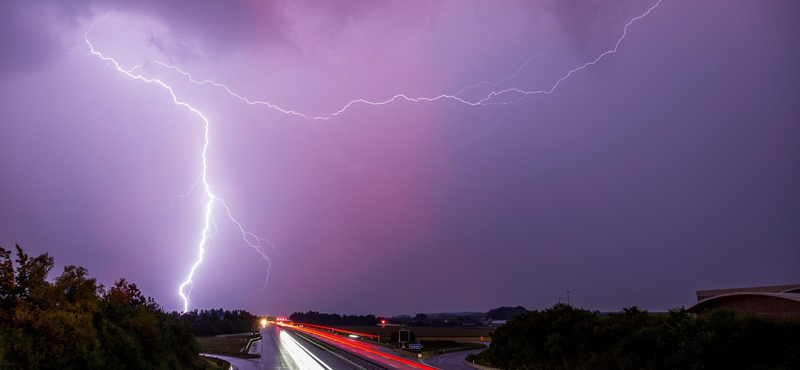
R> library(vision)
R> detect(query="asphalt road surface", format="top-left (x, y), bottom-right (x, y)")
top-left (201, 325), bottom-right (486, 370)
top-left (201, 325), bottom-right (362, 370)
top-left (421, 347), bottom-right (485, 370)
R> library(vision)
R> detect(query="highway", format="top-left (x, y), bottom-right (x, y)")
top-left (201, 324), bottom-right (451, 370)
top-left (288, 324), bottom-right (487, 370)
top-left (284, 323), bottom-right (440, 370)
top-left (202, 325), bottom-right (360, 370)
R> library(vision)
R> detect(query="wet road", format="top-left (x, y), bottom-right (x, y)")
top-left (201, 325), bottom-right (486, 370)
top-left (201, 325), bottom-right (360, 370)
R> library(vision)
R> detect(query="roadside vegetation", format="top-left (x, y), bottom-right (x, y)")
top-left (195, 333), bottom-right (261, 358)
top-left (468, 303), bottom-right (800, 370)
top-left (397, 340), bottom-right (486, 359)
top-left (0, 245), bottom-right (201, 369)
top-left (289, 311), bottom-right (378, 326)
top-left (177, 308), bottom-right (257, 337)
top-left (200, 356), bottom-right (232, 370)
top-left (195, 337), bottom-right (250, 356)
top-left (336, 325), bottom-right (494, 340)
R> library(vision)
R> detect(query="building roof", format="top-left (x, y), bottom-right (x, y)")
top-left (696, 284), bottom-right (800, 301)
top-left (687, 292), bottom-right (800, 318)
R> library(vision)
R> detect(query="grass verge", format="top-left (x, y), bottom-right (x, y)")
top-left (393, 340), bottom-right (487, 359)
top-left (200, 356), bottom-right (232, 369)
top-left (335, 326), bottom-right (495, 341)
top-left (197, 334), bottom-right (260, 358)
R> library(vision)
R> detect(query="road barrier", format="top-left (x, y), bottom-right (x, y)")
top-left (463, 360), bottom-right (502, 370)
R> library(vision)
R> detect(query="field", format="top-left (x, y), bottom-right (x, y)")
top-left (416, 340), bottom-right (486, 351)
top-left (196, 335), bottom-right (257, 358)
top-left (200, 356), bottom-right (232, 370)
top-left (334, 326), bottom-right (495, 342)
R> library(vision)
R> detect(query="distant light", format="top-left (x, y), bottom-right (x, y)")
top-left (261, 319), bottom-right (267, 327)
top-left (349, 334), bottom-right (359, 338)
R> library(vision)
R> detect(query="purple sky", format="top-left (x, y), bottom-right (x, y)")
top-left (1, 0), bottom-right (798, 316)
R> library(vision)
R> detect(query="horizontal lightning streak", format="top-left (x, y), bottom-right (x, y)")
top-left (153, 0), bottom-right (663, 119)
top-left (592, 1), bottom-right (632, 31)
top-left (85, 0), bottom-right (664, 313)
top-left (472, 0), bottom-right (664, 105)
top-left (450, 51), bottom-right (552, 97)
top-left (153, 61), bottom-right (310, 119)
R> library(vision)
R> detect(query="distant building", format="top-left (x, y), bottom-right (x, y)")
top-left (488, 320), bottom-right (507, 327)
top-left (688, 284), bottom-right (800, 319)
top-left (695, 284), bottom-right (800, 301)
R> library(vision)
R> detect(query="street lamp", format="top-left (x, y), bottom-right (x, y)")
top-left (379, 319), bottom-right (386, 344)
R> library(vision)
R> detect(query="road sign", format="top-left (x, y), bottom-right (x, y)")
top-left (409, 343), bottom-right (423, 350)
top-left (399, 329), bottom-right (410, 343)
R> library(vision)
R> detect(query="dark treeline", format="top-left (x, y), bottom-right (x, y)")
top-left (469, 303), bottom-right (800, 370)
top-left (0, 245), bottom-right (200, 370)
top-left (487, 306), bottom-right (527, 320)
top-left (175, 308), bottom-right (257, 336)
top-left (290, 311), bottom-right (378, 326)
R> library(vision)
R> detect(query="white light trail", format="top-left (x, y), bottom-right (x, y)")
top-left (279, 330), bottom-right (333, 370)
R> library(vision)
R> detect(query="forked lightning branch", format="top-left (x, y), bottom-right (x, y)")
top-left (84, 0), bottom-right (664, 312)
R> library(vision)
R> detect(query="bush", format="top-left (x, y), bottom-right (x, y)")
top-left (0, 245), bottom-right (201, 370)
top-left (472, 303), bottom-right (800, 370)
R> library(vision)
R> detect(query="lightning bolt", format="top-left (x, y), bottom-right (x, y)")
top-left (154, 0), bottom-right (663, 120)
top-left (85, 22), bottom-right (275, 313)
top-left (592, 1), bottom-right (632, 32)
top-left (312, 0), bottom-right (665, 116)
top-left (85, 0), bottom-right (663, 312)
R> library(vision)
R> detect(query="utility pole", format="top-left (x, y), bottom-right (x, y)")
top-left (567, 291), bottom-right (571, 306)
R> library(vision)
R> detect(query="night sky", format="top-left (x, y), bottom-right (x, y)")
top-left (1, 0), bottom-right (798, 317)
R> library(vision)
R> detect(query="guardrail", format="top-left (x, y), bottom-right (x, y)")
top-left (243, 334), bottom-right (262, 354)
top-left (463, 360), bottom-right (502, 370)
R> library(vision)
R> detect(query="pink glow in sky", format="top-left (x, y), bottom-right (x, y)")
top-left (1, 0), bottom-right (799, 316)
